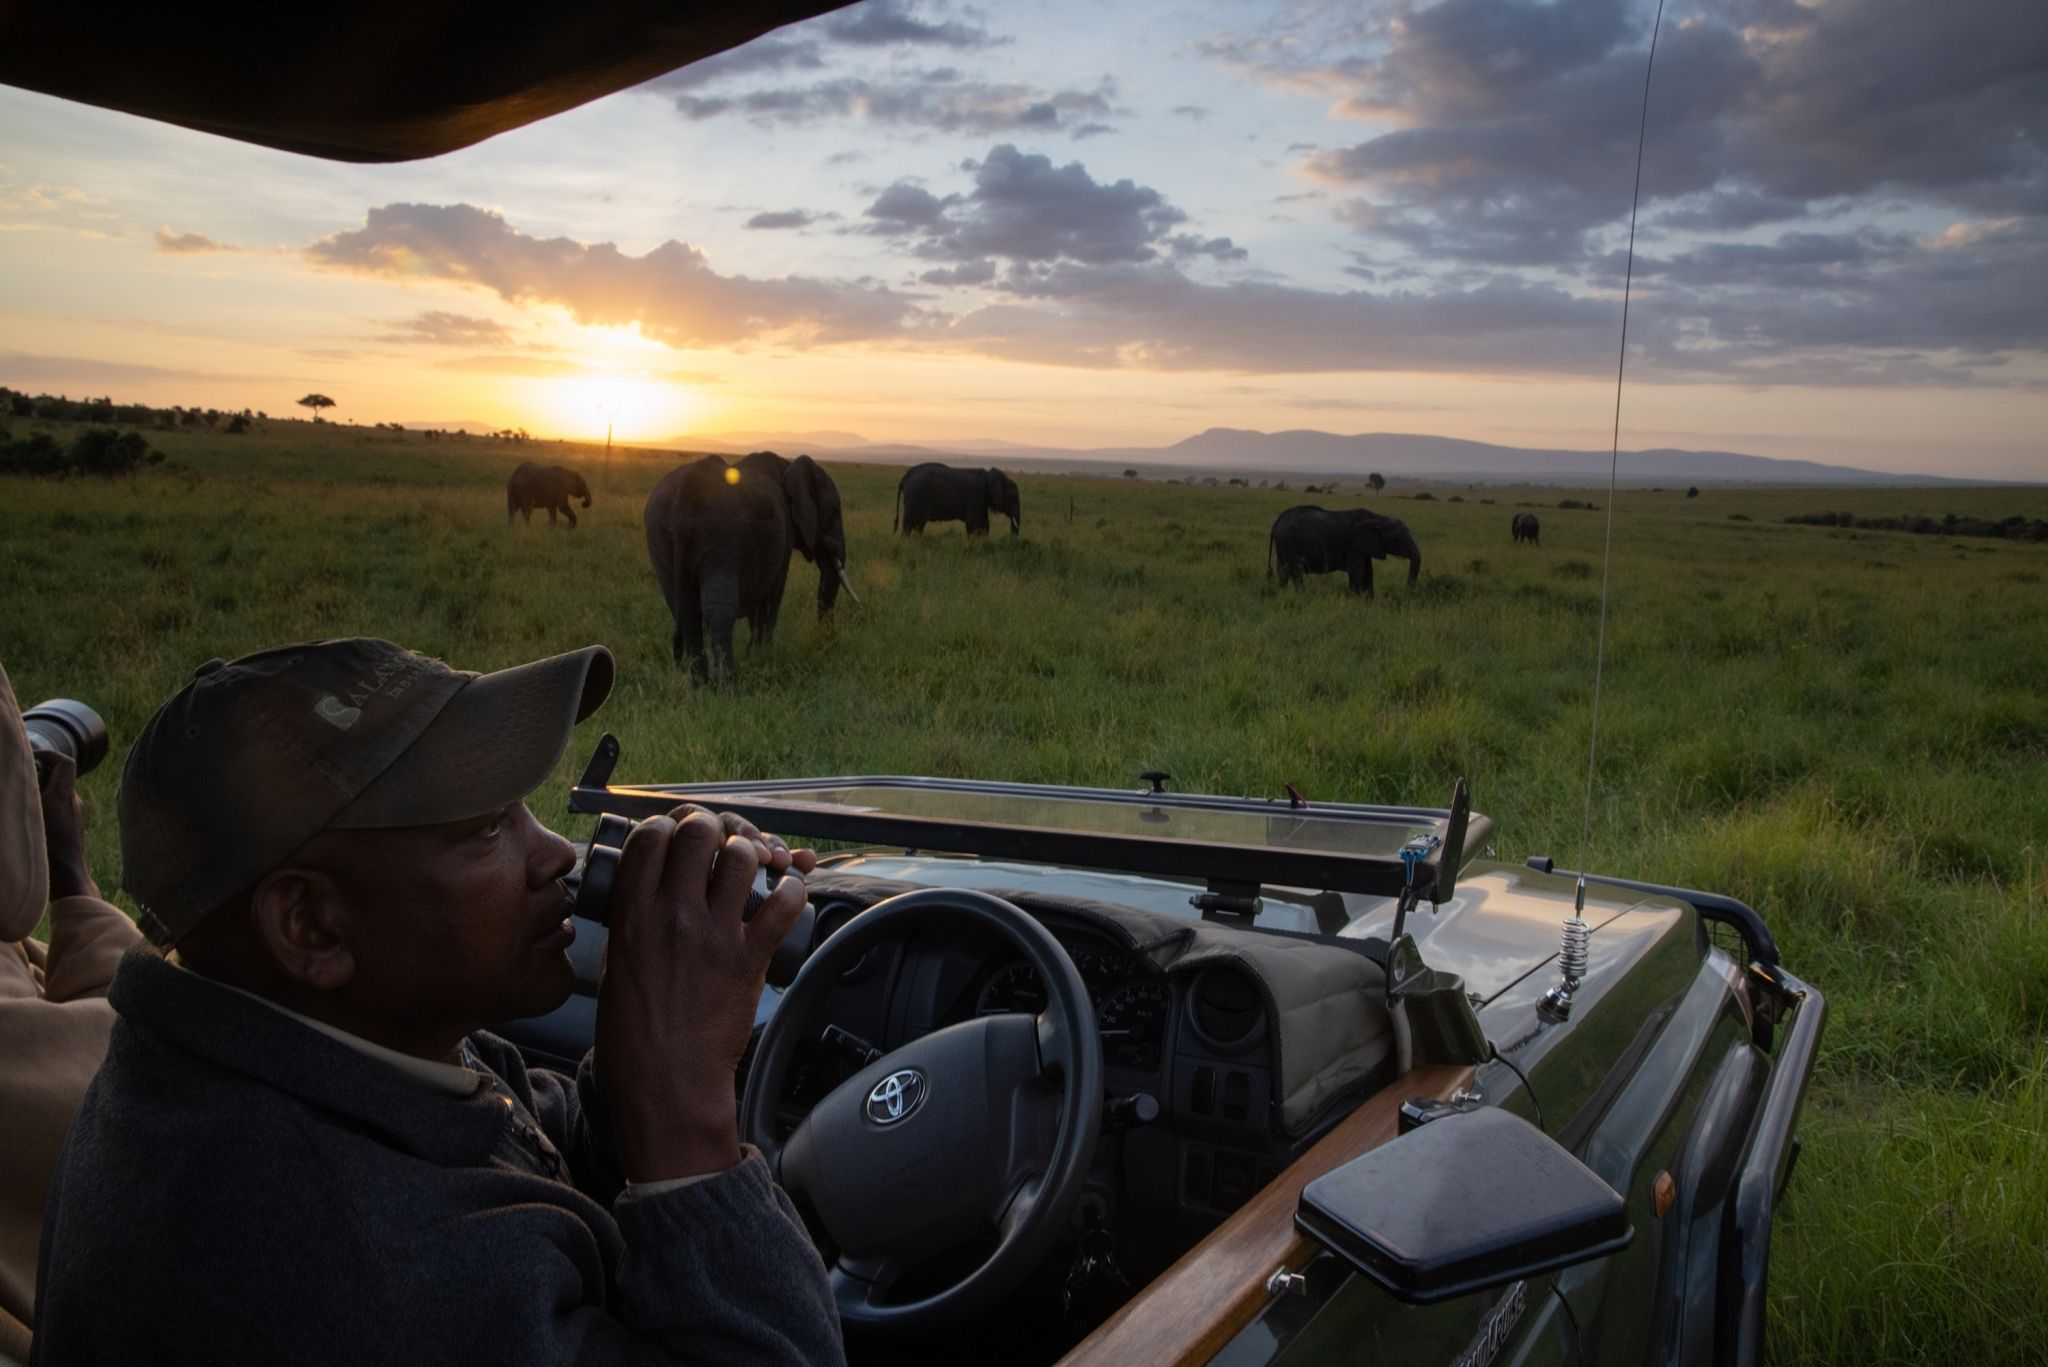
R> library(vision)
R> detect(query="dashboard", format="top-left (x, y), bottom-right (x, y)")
top-left (965, 939), bottom-right (1174, 1072)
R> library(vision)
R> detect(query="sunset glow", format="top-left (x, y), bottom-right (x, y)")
top-left (0, 0), bottom-right (2040, 478)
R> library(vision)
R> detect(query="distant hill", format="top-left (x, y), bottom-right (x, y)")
top-left (643, 425), bottom-right (1981, 485)
top-left (1148, 429), bottom-right (1972, 486)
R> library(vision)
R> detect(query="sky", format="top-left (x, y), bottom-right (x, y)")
top-left (1, 0), bottom-right (2043, 479)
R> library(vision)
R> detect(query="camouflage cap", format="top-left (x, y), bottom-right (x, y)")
top-left (118, 638), bottom-right (612, 945)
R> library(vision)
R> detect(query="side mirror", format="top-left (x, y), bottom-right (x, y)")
top-left (1296, 1108), bottom-right (1631, 1304)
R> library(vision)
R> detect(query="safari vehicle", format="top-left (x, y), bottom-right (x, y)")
top-left (497, 734), bottom-right (1824, 1367)
top-left (2, 4), bottom-right (1824, 1364)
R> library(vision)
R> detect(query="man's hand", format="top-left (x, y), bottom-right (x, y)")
top-left (35, 748), bottom-right (96, 902)
top-left (595, 806), bottom-right (814, 1183)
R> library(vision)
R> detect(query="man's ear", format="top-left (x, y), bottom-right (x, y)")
top-left (247, 867), bottom-right (357, 991)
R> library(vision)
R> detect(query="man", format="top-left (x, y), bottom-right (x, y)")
top-left (0, 663), bottom-right (143, 1361)
top-left (30, 639), bottom-right (843, 1365)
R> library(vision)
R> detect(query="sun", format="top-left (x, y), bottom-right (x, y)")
top-left (545, 372), bottom-right (703, 444)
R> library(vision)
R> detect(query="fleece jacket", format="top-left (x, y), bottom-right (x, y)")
top-left (29, 951), bottom-right (843, 1366)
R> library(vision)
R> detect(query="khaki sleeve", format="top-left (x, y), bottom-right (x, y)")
top-left (39, 896), bottom-right (146, 1003)
top-left (0, 661), bottom-right (50, 945)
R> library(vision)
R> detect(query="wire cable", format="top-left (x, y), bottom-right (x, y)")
top-left (1580, 0), bottom-right (1670, 863)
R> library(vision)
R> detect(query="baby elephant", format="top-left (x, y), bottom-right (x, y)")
top-left (507, 462), bottom-right (592, 529)
top-left (1511, 512), bottom-right (1541, 546)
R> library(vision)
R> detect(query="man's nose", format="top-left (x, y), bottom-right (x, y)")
top-left (526, 813), bottom-right (577, 886)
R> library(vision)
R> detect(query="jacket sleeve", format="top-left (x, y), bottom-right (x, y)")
top-left (36, 896), bottom-right (144, 1003)
top-left (459, 1035), bottom-right (843, 1365)
top-left (603, 1153), bottom-right (843, 1365)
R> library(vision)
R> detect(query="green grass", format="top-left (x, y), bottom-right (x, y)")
top-left (4, 420), bottom-right (2045, 1361)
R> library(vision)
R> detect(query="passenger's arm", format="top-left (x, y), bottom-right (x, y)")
top-left (33, 747), bottom-right (144, 1001)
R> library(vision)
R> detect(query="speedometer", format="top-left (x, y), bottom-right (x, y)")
top-left (976, 962), bottom-right (1047, 1016)
top-left (1096, 979), bottom-right (1171, 1071)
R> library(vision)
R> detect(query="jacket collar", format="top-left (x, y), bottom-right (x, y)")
top-left (108, 949), bottom-right (520, 1162)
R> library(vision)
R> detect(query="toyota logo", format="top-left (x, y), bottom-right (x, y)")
top-left (864, 1069), bottom-right (928, 1126)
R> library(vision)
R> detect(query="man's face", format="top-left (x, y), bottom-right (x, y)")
top-left (304, 799), bottom-right (580, 1049)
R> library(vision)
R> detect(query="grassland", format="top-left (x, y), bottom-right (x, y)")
top-left (3, 420), bottom-right (2044, 1362)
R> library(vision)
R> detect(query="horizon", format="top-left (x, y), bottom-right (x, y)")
top-left (2, 0), bottom-right (2043, 481)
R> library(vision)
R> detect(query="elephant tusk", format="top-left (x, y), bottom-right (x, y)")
top-left (837, 563), bottom-right (862, 604)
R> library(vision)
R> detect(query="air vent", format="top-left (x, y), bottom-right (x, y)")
top-left (811, 900), bottom-right (879, 982)
top-left (1186, 968), bottom-right (1265, 1051)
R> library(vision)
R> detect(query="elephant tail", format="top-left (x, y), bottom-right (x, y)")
top-left (893, 479), bottom-right (902, 533)
top-left (1266, 530), bottom-right (1275, 579)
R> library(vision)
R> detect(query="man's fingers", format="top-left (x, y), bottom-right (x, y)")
top-left (788, 847), bottom-right (819, 876)
top-left (658, 810), bottom-right (727, 905)
top-left (745, 874), bottom-right (809, 959)
top-left (610, 815), bottom-right (677, 939)
top-left (33, 747), bottom-right (77, 799)
top-left (705, 833), bottom-right (761, 921)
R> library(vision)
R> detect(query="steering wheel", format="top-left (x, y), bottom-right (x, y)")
top-left (741, 888), bottom-right (1104, 1330)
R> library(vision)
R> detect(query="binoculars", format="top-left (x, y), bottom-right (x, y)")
top-left (572, 812), bottom-right (816, 986)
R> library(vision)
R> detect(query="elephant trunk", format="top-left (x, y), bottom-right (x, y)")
top-left (1406, 549), bottom-right (1422, 585)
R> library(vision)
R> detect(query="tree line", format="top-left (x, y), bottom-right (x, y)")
top-left (1785, 509), bottom-right (2048, 542)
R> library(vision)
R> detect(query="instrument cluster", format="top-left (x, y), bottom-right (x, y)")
top-left (973, 943), bottom-right (1173, 1073)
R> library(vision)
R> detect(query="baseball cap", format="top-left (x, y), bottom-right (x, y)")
top-left (119, 638), bottom-right (613, 946)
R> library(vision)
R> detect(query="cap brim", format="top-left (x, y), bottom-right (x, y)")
top-left (327, 645), bottom-right (613, 829)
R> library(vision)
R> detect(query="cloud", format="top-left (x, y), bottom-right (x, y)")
top-left (661, 71), bottom-right (1123, 136)
top-left (745, 210), bottom-right (819, 230)
top-left (0, 175), bottom-right (124, 238)
top-left (648, 0), bottom-right (1000, 94)
top-left (1609, 218), bottom-right (2048, 382)
top-left (0, 350), bottom-right (227, 386)
top-left (432, 355), bottom-right (723, 384)
top-left (154, 228), bottom-right (245, 254)
top-left (918, 259), bottom-right (997, 286)
top-left (305, 203), bottom-right (924, 349)
top-left (377, 311), bottom-right (518, 346)
top-left (935, 263), bottom-right (1620, 374)
top-left (293, 178), bottom-right (2041, 389)
top-left (863, 144), bottom-right (1225, 267)
top-left (1216, 0), bottom-right (2047, 268)
top-left (819, 0), bottom-right (1001, 51)
top-left (1170, 0), bottom-right (2047, 388)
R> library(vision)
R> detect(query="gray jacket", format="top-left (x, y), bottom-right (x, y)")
top-left (30, 951), bottom-right (843, 1365)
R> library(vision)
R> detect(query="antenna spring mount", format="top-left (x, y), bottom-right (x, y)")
top-left (1539, 877), bottom-right (1593, 1021)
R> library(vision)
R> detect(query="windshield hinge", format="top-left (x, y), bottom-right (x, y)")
top-left (1191, 880), bottom-right (1262, 923)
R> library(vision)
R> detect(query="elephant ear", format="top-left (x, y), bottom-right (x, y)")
top-left (784, 455), bottom-right (823, 561)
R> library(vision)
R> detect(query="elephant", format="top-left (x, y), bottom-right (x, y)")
top-left (1267, 506), bottom-right (1421, 598)
top-left (506, 462), bottom-right (591, 528)
top-left (893, 462), bottom-right (1021, 536)
top-left (642, 451), bottom-right (858, 683)
top-left (1512, 512), bottom-right (1541, 546)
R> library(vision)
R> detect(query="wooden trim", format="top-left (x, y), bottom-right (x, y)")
top-left (1059, 1063), bottom-right (1477, 1367)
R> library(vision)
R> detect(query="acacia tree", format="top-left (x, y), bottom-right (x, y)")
top-left (1368, 471), bottom-right (1386, 492)
top-left (297, 393), bottom-right (336, 421)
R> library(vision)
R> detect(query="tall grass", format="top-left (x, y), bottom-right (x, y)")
top-left (3, 421), bottom-right (2044, 1360)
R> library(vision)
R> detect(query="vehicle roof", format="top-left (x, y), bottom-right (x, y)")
top-left (0, 1), bottom-right (856, 162)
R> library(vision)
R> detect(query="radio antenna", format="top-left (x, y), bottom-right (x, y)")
top-left (1579, 0), bottom-right (1669, 866)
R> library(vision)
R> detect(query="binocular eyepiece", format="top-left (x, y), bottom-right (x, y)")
top-left (570, 813), bottom-right (639, 927)
top-left (23, 699), bottom-right (108, 786)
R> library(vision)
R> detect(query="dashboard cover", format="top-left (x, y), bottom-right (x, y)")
top-left (810, 871), bottom-right (1394, 1137)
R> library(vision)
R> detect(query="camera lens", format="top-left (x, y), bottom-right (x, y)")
top-left (23, 699), bottom-right (108, 782)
